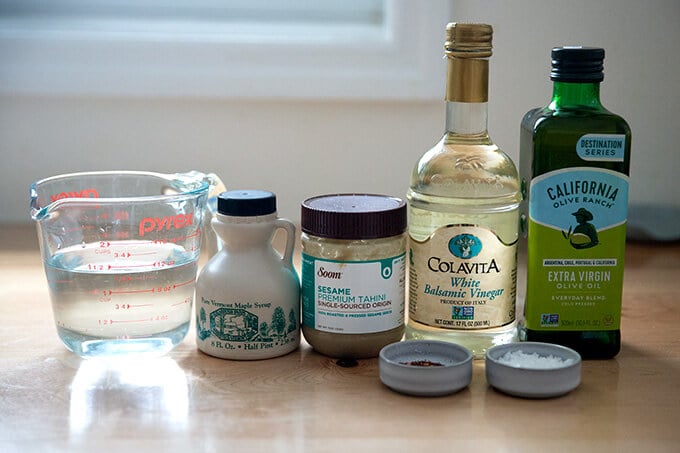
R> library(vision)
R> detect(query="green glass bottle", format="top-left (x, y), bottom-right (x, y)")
top-left (519, 47), bottom-right (631, 359)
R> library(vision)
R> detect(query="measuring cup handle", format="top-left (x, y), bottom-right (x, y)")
top-left (274, 218), bottom-right (296, 268)
top-left (203, 172), bottom-right (227, 257)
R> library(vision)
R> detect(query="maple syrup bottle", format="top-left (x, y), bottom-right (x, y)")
top-left (196, 190), bottom-right (300, 360)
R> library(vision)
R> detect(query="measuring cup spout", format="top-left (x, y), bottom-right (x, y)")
top-left (29, 181), bottom-right (44, 221)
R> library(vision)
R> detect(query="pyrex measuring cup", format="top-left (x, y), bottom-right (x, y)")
top-left (30, 171), bottom-right (224, 358)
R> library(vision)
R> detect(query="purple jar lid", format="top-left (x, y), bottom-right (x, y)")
top-left (301, 193), bottom-right (406, 240)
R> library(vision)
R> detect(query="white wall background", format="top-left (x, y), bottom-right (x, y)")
top-left (1, 0), bottom-right (679, 225)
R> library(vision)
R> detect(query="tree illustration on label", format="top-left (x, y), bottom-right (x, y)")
top-left (272, 307), bottom-right (286, 337)
top-left (562, 208), bottom-right (599, 249)
top-left (288, 309), bottom-right (297, 334)
top-left (197, 306), bottom-right (211, 340)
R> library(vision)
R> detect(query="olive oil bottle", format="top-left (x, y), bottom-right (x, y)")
top-left (519, 47), bottom-right (631, 358)
top-left (406, 23), bottom-right (521, 357)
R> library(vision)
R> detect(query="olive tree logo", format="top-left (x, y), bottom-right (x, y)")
top-left (448, 234), bottom-right (482, 259)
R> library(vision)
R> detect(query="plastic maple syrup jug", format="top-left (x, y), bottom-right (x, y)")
top-left (196, 190), bottom-right (300, 359)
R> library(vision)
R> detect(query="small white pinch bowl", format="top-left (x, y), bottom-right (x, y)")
top-left (486, 342), bottom-right (582, 399)
top-left (379, 340), bottom-right (473, 397)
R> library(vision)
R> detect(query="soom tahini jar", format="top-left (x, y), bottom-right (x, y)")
top-left (300, 194), bottom-right (407, 359)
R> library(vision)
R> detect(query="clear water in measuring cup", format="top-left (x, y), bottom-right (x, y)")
top-left (45, 240), bottom-right (198, 358)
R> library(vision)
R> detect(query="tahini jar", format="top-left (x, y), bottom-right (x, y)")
top-left (301, 194), bottom-right (407, 359)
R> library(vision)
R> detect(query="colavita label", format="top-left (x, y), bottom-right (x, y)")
top-left (409, 226), bottom-right (517, 330)
top-left (525, 167), bottom-right (628, 331)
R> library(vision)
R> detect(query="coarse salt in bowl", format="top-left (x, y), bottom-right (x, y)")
top-left (485, 342), bottom-right (582, 398)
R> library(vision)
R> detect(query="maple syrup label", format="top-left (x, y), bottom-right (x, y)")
top-left (409, 226), bottom-right (517, 330)
top-left (196, 296), bottom-right (299, 354)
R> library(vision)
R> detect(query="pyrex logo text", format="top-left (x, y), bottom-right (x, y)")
top-left (50, 188), bottom-right (99, 202)
top-left (139, 213), bottom-right (194, 236)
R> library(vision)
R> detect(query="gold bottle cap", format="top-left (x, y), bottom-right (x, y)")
top-left (445, 23), bottom-right (493, 58)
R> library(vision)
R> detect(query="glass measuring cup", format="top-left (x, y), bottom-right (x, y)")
top-left (30, 171), bottom-right (224, 358)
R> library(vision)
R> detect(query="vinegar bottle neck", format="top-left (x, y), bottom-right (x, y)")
top-left (443, 22), bottom-right (492, 136)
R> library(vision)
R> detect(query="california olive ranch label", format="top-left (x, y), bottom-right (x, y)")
top-left (525, 167), bottom-right (629, 331)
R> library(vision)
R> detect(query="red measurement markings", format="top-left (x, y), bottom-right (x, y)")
top-left (113, 303), bottom-right (154, 310)
top-left (109, 287), bottom-right (154, 295)
top-left (112, 241), bottom-right (154, 247)
top-left (98, 230), bottom-right (200, 247)
top-left (174, 278), bottom-right (195, 288)
top-left (104, 278), bottom-right (192, 296)
top-left (186, 229), bottom-right (201, 239)
top-left (115, 275), bottom-right (153, 283)
top-left (99, 240), bottom-right (158, 247)
top-left (154, 278), bottom-right (195, 293)
top-left (106, 259), bottom-right (174, 270)
top-left (111, 251), bottom-right (157, 258)
top-left (106, 263), bottom-right (152, 270)
top-left (92, 260), bottom-right (173, 271)
top-left (99, 315), bottom-right (168, 325)
top-left (171, 297), bottom-right (192, 307)
top-left (97, 242), bottom-right (159, 258)
top-left (111, 318), bottom-right (154, 324)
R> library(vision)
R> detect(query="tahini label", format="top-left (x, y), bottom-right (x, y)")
top-left (409, 226), bottom-right (517, 330)
top-left (525, 167), bottom-right (629, 331)
top-left (301, 253), bottom-right (406, 334)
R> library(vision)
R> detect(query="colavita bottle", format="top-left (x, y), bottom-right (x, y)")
top-left (406, 23), bottom-right (521, 357)
top-left (519, 47), bottom-right (631, 358)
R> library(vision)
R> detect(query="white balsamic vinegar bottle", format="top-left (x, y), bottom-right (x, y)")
top-left (406, 23), bottom-right (521, 357)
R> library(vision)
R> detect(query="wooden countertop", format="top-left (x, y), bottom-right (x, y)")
top-left (1, 224), bottom-right (679, 452)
